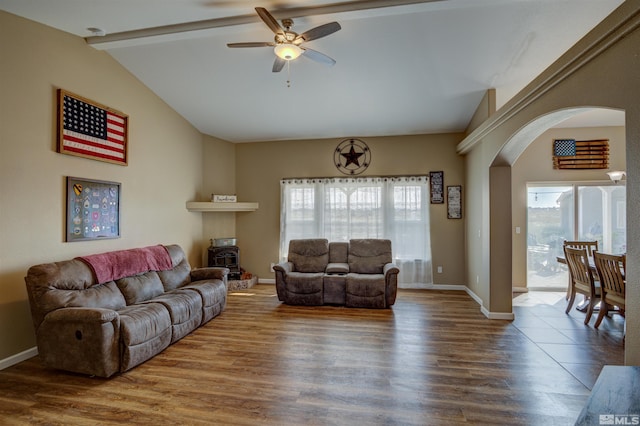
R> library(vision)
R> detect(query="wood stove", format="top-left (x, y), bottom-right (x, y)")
top-left (208, 245), bottom-right (241, 280)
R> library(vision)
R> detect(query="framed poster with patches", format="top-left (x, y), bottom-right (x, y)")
top-left (57, 89), bottom-right (129, 166)
top-left (66, 177), bottom-right (121, 242)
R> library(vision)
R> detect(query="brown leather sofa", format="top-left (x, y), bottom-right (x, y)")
top-left (274, 239), bottom-right (399, 308)
top-left (24, 244), bottom-right (228, 378)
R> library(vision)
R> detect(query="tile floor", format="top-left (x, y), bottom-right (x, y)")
top-left (512, 290), bottom-right (625, 389)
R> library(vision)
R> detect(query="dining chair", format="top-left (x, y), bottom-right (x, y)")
top-left (562, 240), bottom-right (599, 300)
top-left (593, 251), bottom-right (626, 329)
top-left (563, 246), bottom-right (601, 325)
top-left (563, 240), bottom-right (599, 256)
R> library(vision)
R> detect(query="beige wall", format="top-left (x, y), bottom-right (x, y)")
top-left (466, 89), bottom-right (496, 135)
top-left (233, 134), bottom-right (466, 284)
top-left (511, 126), bottom-right (626, 288)
top-left (199, 135), bottom-right (237, 266)
top-left (0, 12), bottom-right (226, 361)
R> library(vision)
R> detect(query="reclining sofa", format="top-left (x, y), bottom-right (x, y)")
top-left (24, 244), bottom-right (228, 378)
top-left (274, 239), bottom-right (399, 308)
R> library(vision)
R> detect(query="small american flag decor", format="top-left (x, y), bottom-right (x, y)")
top-left (553, 139), bottom-right (609, 170)
top-left (57, 89), bottom-right (128, 165)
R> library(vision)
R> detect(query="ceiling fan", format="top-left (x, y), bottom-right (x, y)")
top-left (227, 7), bottom-right (341, 72)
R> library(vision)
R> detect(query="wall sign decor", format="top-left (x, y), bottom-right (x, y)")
top-left (57, 89), bottom-right (129, 166)
top-left (429, 171), bottom-right (444, 204)
top-left (334, 138), bottom-right (371, 175)
top-left (66, 177), bottom-right (121, 242)
top-left (552, 138), bottom-right (609, 169)
top-left (447, 185), bottom-right (462, 219)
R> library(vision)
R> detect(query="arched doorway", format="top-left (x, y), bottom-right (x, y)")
top-left (459, 4), bottom-right (640, 365)
top-left (507, 108), bottom-right (626, 292)
top-left (490, 107), bottom-right (626, 294)
top-left (489, 107), bottom-right (627, 377)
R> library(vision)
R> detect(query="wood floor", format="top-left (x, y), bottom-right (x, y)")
top-left (0, 285), bottom-right (625, 425)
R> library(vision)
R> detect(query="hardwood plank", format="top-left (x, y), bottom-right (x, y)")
top-left (0, 285), bottom-right (622, 425)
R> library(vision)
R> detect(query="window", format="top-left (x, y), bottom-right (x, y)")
top-left (576, 185), bottom-right (626, 253)
top-left (527, 183), bottom-right (626, 289)
top-left (280, 176), bottom-right (433, 286)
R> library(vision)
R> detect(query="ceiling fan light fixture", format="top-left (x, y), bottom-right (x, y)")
top-left (274, 43), bottom-right (303, 61)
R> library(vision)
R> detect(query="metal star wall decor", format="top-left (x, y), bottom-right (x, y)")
top-left (334, 138), bottom-right (371, 175)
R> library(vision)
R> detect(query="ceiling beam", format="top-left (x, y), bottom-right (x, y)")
top-left (86, 0), bottom-right (444, 47)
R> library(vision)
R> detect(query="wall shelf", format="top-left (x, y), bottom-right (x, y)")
top-left (186, 202), bottom-right (259, 212)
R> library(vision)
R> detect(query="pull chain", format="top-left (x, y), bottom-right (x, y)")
top-left (286, 60), bottom-right (292, 88)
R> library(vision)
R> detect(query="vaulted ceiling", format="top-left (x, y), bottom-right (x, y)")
top-left (0, 0), bottom-right (626, 142)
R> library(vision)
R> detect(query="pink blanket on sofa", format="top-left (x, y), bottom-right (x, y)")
top-left (78, 245), bottom-right (173, 284)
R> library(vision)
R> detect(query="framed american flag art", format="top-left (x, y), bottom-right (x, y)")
top-left (552, 138), bottom-right (609, 169)
top-left (57, 89), bottom-right (128, 166)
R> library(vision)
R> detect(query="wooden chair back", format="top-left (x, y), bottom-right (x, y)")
top-left (563, 240), bottom-right (599, 257)
top-left (593, 251), bottom-right (626, 311)
top-left (564, 246), bottom-right (594, 290)
top-left (563, 246), bottom-right (600, 324)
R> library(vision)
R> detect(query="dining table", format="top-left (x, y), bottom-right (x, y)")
top-left (556, 255), bottom-right (596, 271)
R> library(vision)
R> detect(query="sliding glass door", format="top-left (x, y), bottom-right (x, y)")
top-left (577, 185), bottom-right (627, 254)
top-left (526, 183), bottom-right (626, 289)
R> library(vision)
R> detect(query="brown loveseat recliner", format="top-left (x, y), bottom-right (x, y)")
top-left (24, 244), bottom-right (228, 378)
top-left (274, 239), bottom-right (399, 308)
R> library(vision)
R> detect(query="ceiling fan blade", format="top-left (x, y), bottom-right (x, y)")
top-left (301, 48), bottom-right (336, 66)
top-left (297, 22), bottom-right (341, 42)
top-left (272, 57), bottom-right (286, 73)
top-left (227, 42), bottom-right (275, 48)
top-left (255, 7), bottom-right (284, 35)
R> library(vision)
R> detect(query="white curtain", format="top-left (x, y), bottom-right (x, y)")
top-left (280, 176), bottom-right (433, 286)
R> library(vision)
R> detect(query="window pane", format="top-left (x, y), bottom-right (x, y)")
top-left (324, 184), bottom-right (383, 239)
top-left (578, 185), bottom-right (626, 253)
top-left (577, 186), bottom-right (603, 244)
top-left (393, 186), bottom-right (422, 221)
top-left (392, 185), bottom-right (426, 259)
top-left (527, 186), bottom-right (573, 289)
top-left (526, 183), bottom-right (627, 289)
top-left (284, 186), bottom-right (317, 241)
top-left (611, 187), bottom-right (626, 253)
top-left (289, 187), bottom-right (315, 220)
top-left (349, 186), bottom-right (382, 238)
top-left (324, 187), bottom-right (349, 241)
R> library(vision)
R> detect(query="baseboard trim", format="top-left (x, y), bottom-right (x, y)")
top-left (480, 307), bottom-right (515, 320)
top-left (466, 287), bottom-right (515, 321)
top-left (464, 286), bottom-right (483, 305)
top-left (415, 283), bottom-right (467, 291)
top-left (0, 347), bottom-right (37, 370)
top-left (512, 287), bottom-right (529, 293)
